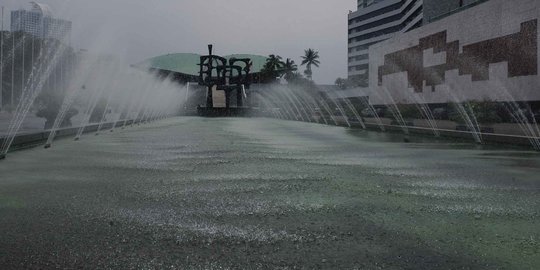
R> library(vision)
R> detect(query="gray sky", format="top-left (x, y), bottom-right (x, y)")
top-left (1, 0), bottom-right (356, 84)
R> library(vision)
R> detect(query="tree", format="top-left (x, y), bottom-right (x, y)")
top-left (335, 77), bottom-right (346, 89)
top-left (282, 58), bottom-right (298, 81)
top-left (265, 55), bottom-right (284, 74)
top-left (90, 97), bottom-right (109, 123)
top-left (301, 48), bottom-right (320, 80)
top-left (35, 85), bottom-right (78, 129)
top-left (260, 54), bottom-right (284, 82)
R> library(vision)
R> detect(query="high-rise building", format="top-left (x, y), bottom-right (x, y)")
top-left (347, 0), bottom-right (423, 85)
top-left (423, 0), bottom-right (489, 23)
top-left (10, 2), bottom-right (71, 42)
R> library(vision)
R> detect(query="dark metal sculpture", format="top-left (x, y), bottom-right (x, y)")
top-left (198, 45), bottom-right (252, 109)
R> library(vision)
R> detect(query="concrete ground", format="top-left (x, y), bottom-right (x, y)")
top-left (0, 111), bottom-right (46, 136)
top-left (0, 111), bottom-right (122, 136)
top-left (0, 117), bottom-right (538, 269)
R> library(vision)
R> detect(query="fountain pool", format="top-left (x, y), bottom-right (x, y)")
top-left (0, 117), bottom-right (539, 269)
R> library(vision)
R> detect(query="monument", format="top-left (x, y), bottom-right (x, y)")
top-left (197, 45), bottom-right (253, 117)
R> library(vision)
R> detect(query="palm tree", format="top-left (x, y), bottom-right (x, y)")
top-left (282, 58), bottom-right (298, 80)
top-left (261, 54), bottom-right (284, 81)
top-left (301, 49), bottom-right (320, 80)
top-left (265, 54), bottom-right (284, 73)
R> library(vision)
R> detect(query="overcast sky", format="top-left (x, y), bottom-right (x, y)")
top-left (1, 0), bottom-right (357, 84)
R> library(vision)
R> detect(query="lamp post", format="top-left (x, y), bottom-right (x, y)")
top-left (1, 6), bottom-right (4, 110)
top-left (21, 33), bottom-right (24, 98)
top-left (11, 30), bottom-right (14, 108)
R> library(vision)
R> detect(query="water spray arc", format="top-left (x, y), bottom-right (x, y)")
top-left (1, 46), bottom-right (185, 157)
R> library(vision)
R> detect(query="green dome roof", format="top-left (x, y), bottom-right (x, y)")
top-left (225, 54), bottom-right (267, 73)
top-left (138, 53), bottom-right (268, 76)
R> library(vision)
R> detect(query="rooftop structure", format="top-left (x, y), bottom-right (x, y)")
top-left (138, 53), bottom-right (268, 83)
top-left (30, 2), bottom-right (53, 17)
top-left (11, 2), bottom-right (71, 42)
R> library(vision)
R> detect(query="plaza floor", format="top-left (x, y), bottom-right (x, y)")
top-left (0, 117), bottom-right (538, 269)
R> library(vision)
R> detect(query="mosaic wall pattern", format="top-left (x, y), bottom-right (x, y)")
top-left (378, 20), bottom-right (538, 92)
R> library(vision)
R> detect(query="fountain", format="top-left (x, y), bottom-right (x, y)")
top-left (196, 45), bottom-right (253, 117)
top-left (335, 90), bottom-right (366, 129)
top-left (1, 37), bottom-right (69, 156)
top-left (0, 42), bottom-right (185, 154)
top-left (1, 1), bottom-right (540, 269)
top-left (328, 92), bottom-right (351, 128)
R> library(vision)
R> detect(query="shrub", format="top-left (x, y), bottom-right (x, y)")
top-left (448, 101), bottom-right (503, 124)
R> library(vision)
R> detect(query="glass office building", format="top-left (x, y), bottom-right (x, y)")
top-left (11, 2), bottom-right (71, 42)
top-left (347, 0), bottom-right (423, 84)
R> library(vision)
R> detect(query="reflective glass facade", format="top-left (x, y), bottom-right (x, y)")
top-left (11, 9), bottom-right (71, 42)
top-left (348, 0), bottom-right (424, 84)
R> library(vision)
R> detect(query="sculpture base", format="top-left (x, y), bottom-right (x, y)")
top-left (197, 107), bottom-right (253, 117)
top-left (0, 153), bottom-right (6, 160)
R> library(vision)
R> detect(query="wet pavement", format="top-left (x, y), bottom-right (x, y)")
top-left (0, 117), bottom-right (539, 269)
top-left (0, 112), bottom-right (46, 136)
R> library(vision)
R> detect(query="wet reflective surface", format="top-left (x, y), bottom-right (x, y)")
top-left (0, 117), bottom-right (539, 269)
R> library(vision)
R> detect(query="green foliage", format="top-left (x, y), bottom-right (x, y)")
top-left (282, 58), bottom-right (298, 81)
top-left (382, 107), bottom-right (393, 119)
top-left (260, 54), bottom-right (284, 82)
top-left (334, 78), bottom-right (346, 89)
top-left (303, 69), bottom-right (312, 78)
top-left (399, 104), bottom-right (423, 119)
top-left (35, 99), bottom-right (78, 129)
top-left (286, 72), bottom-right (308, 84)
top-left (301, 49), bottom-right (320, 80)
top-left (90, 97), bottom-right (108, 123)
top-left (35, 80), bottom-right (78, 129)
top-left (449, 101), bottom-right (503, 124)
top-left (468, 101), bottom-right (503, 124)
top-left (334, 76), bottom-right (368, 89)
top-left (383, 104), bottom-right (422, 120)
top-left (259, 49), bottom-right (320, 83)
top-left (447, 103), bottom-right (464, 123)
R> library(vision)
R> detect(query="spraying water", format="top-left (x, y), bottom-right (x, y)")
top-left (443, 83), bottom-right (483, 144)
top-left (379, 86), bottom-right (409, 135)
top-left (1, 39), bottom-right (68, 156)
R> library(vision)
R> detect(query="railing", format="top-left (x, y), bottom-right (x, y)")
top-left (0, 120), bottom-right (135, 153)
